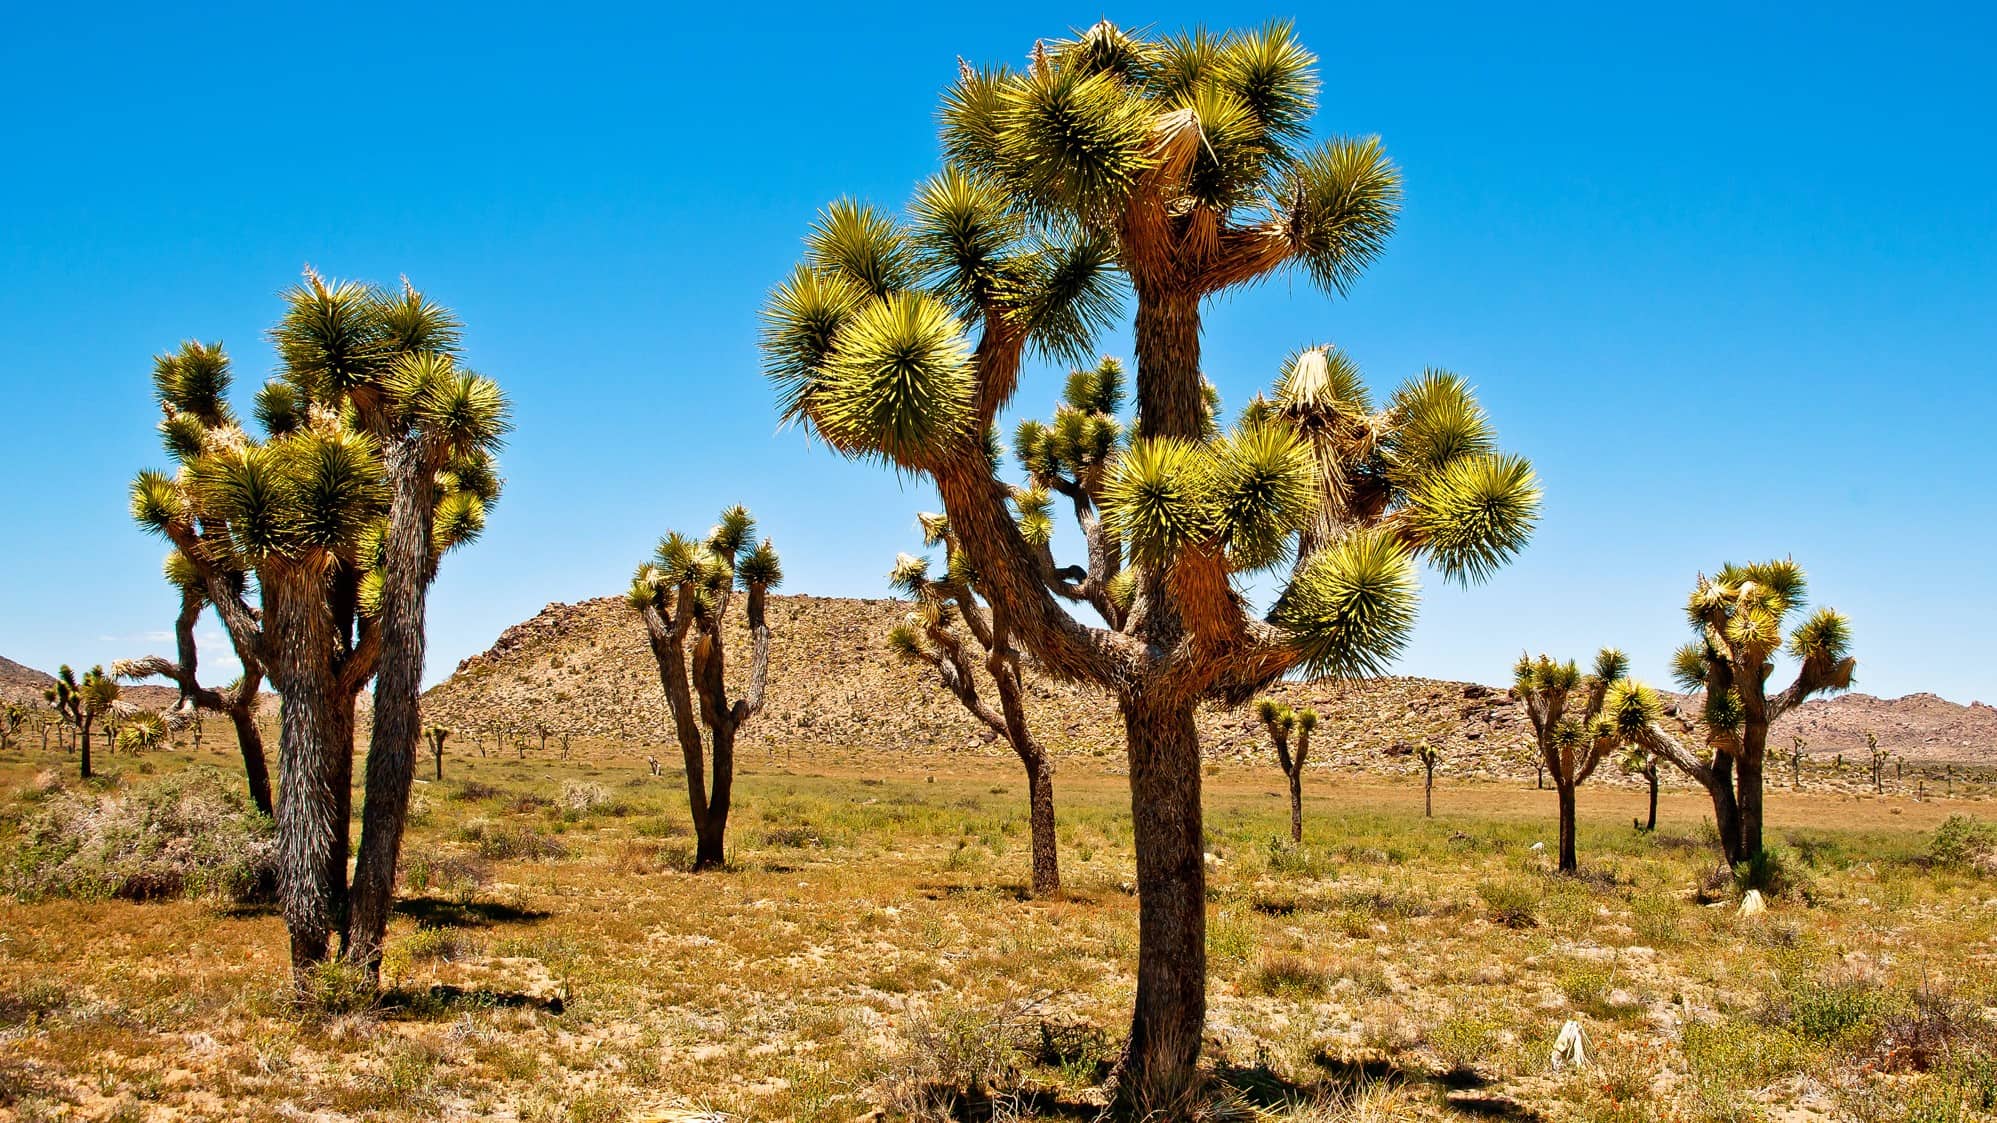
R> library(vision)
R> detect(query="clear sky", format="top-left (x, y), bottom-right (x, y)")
top-left (2, 2), bottom-right (1992, 707)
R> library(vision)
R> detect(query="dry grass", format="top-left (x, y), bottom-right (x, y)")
top-left (1, 732), bottom-right (1994, 1121)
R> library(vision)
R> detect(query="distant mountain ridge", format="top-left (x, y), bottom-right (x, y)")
top-left (418, 594), bottom-right (1997, 774)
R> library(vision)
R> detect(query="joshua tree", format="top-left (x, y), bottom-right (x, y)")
top-left (1415, 739), bottom-right (1443, 818)
top-left (1865, 732), bottom-right (1888, 794)
top-left (427, 726), bottom-right (448, 781)
top-left (130, 272), bottom-right (507, 982)
top-left (1790, 734), bottom-right (1807, 789)
top-left (761, 21), bottom-right (1540, 1101)
top-left (115, 551), bottom-right (274, 815)
top-left (0, 702), bottom-right (27, 750)
top-left (1621, 744), bottom-right (1661, 832)
top-left (1514, 649), bottom-right (1648, 873)
top-left (628, 506), bottom-right (781, 871)
top-left (1633, 561), bottom-right (1854, 867)
top-left (888, 518), bottom-right (1061, 895)
top-left (45, 665), bottom-right (119, 779)
top-left (1254, 698), bottom-right (1318, 844)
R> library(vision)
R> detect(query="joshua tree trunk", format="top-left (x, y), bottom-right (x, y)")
top-left (1287, 767), bottom-right (1304, 844)
top-left (1025, 750), bottom-right (1059, 896)
top-left (1643, 765), bottom-right (1658, 831)
top-left (232, 707), bottom-right (274, 818)
top-left (78, 717), bottom-right (94, 779)
top-left (694, 723), bottom-right (735, 870)
top-left (1118, 692), bottom-right (1205, 1112)
top-left (345, 437), bottom-right (438, 976)
top-left (1556, 782), bottom-right (1578, 873)
top-left (1736, 749), bottom-right (1765, 864)
top-left (1424, 764), bottom-right (1435, 817)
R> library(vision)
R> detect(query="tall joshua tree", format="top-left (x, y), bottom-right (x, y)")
top-left (130, 273), bottom-right (506, 981)
top-left (1514, 649), bottom-right (1655, 873)
top-left (888, 513), bottom-right (1061, 895)
top-left (115, 549), bottom-right (274, 815)
top-left (1621, 744), bottom-right (1661, 832)
top-left (760, 20), bottom-right (1540, 1103)
top-left (427, 726), bottom-right (449, 781)
top-left (1635, 561), bottom-right (1854, 867)
top-left (627, 506), bottom-right (781, 871)
top-left (46, 665), bottom-right (119, 779)
top-left (1255, 698), bottom-right (1317, 844)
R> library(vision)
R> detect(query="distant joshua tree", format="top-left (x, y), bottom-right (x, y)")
top-left (45, 665), bottom-right (119, 779)
top-left (427, 726), bottom-right (448, 781)
top-left (1514, 649), bottom-right (1655, 873)
top-left (1415, 740), bottom-right (1443, 818)
top-left (888, 514), bottom-right (1061, 895)
top-left (1866, 731), bottom-right (1887, 794)
top-left (1255, 699), bottom-right (1318, 844)
top-left (628, 505), bottom-right (781, 871)
top-left (1633, 560), bottom-right (1854, 867)
top-left (0, 702), bottom-right (28, 751)
top-left (1621, 745), bottom-right (1661, 832)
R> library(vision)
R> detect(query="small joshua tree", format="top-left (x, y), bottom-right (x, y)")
top-left (1415, 739), bottom-right (1443, 818)
top-left (1515, 649), bottom-right (1649, 873)
top-left (427, 726), bottom-right (448, 781)
top-left (1621, 744), bottom-right (1661, 832)
top-left (1790, 734), bottom-right (1807, 789)
top-left (628, 505), bottom-right (781, 871)
top-left (1866, 731), bottom-right (1887, 794)
top-left (888, 517), bottom-right (1061, 895)
top-left (1255, 698), bottom-right (1318, 844)
top-left (45, 665), bottom-right (119, 779)
top-left (115, 549), bottom-right (274, 815)
top-left (1635, 560), bottom-right (1854, 867)
top-left (0, 702), bottom-right (27, 751)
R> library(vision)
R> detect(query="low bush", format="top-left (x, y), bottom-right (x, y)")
top-left (4, 769), bottom-right (274, 902)
top-left (1930, 815), bottom-right (1996, 871)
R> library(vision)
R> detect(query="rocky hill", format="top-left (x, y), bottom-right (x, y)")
top-left (421, 594), bottom-right (1997, 781)
top-left (0, 655), bottom-right (54, 704)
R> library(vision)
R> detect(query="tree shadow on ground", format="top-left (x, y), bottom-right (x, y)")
top-left (392, 896), bottom-right (551, 929)
top-left (378, 984), bottom-right (565, 1019)
top-left (1216, 1052), bottom-right (1545, 1121)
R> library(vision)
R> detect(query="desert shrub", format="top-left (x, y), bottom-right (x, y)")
top-left (1684, 1017), bottom-right (1807, 1088)
top-left (557, 780), bottom-right (612, 818)
top-left (1734, 844), bottom-right (1811, 898)
top-left (401, 927), bottom-right (483, 964)
top-left (458, 819), bottom-right (567, 861)
top-left (1777, 974), bottom-right (1889, 1046)
top-left (1426, 1009), bottom-right (1505, 1075)
top-left (4, 769), bottom-right (275, 902)
top-left (1477, 878), bottom-right (1539, 928)
top-left (876, 1001), bottom-right (1030, 1119)
top-left (401, 853), bottom-right (491, 904)
top-left (1251, 952), bottom-right (1330, 997)
top-left (1930, 815), bottom-right (1996, 871)
top-left (448, 780), bottom-right (503, 802)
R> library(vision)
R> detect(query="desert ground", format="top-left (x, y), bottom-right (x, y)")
top-left (4, 727), bottom-right (1995, 1123)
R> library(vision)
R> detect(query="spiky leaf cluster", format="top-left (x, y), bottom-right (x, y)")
top-left (629, 506), bottom-right (783, 623)
top-left (1270, 530), bottom-right (1419, 678)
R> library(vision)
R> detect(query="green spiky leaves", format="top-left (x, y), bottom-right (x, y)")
top-left (737, 541), bottom-right (783, 590)
top-left (813, 291), bottom-right (977, 467)
top-left (1599, 680), bottom-right (1664, 741)
top-left (1101, 438), bottom-right (1209, 567)
top-left (997, 63), bottom-right (1153, 220)
top-left (1680, 560), bottom-right (1855, 704)
top-left (763, 266), bottom-right (870, 428)
top-left (1280, 137), bottom-right (1402, 297)
top-left (1404, 453), bottom-right (1539, 584)
top-left (1592, 648), bottom-right (1630, 684)
top-left (632, 507), bottom-right (780, 625)
top-left (1271, 529), bottom-right (1419, 678)
top-left (1208, 422), bottom-right (1318, 571)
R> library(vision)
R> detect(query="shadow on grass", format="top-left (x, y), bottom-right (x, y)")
top-left (1218, 1052), bottom-right (1544, 1121)
top-left (379, 984), bottom-right (565, 1019)
top-left (393, 896), bottom-right (551, 929)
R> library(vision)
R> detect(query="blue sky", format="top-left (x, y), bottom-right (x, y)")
top-left (2, 2), bottom-right (1992, 708)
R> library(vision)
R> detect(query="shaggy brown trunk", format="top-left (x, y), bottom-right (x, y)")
top-left (1024, 748), bottom-right (1059, 896)
top-left (264, 568), bottom-right (353, 981)
top-left (231, 705), bottom-right (274, 818)
top-left (1643, 767), bottom-right (1658, 832)
top-left (1118, 693), bottom-right (1205, 1113)
top-left (345, 437), bottom-right (437, 976)
top-left (1736, 722), bottom-right (1767, 862)
top-left (1556, 782), bottom-right (1578, 873)
top-left (78, 717), bottom-right (94, 779)
top-left (1287, 767), bottom-right (1304, 844)
top-left (1708, 752), bottom-right (1743, 867)
top-left (433, 735), bottom-right (444, 781)
top-left (694, 723), bottom-right (733, 870)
